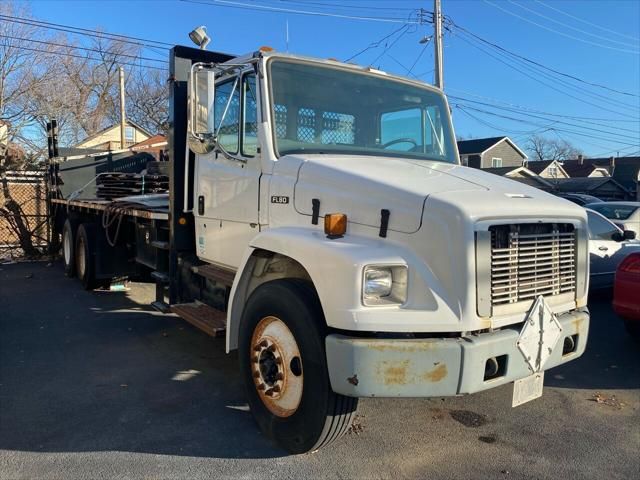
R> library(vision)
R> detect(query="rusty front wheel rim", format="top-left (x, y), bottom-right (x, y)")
top-left (250, 316), bottom-right (303, 418)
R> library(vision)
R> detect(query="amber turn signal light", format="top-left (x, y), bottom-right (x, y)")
top-left (324, 213), bottom-right (347, 238)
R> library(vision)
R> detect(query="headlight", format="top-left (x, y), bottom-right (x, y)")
top-left (362, 265), bottom-right (408, 306)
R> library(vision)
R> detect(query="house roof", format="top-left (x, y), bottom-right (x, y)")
top-left (483, 165), bottom-right (554, 188)
top-left (483, 166), bottom-right (521, 175)
top-left (553, 177), bottom-right (628, 193)
top-left (457, 136), bottom-right (528, 159)
top-left (525, 160), bottom-right (555, 174)
top-left (132, 134), bottom-right (167, 148)
top-left (75, 120), bottom-right (154, 147)
top-left (560, 162), bottom-right (607, 177)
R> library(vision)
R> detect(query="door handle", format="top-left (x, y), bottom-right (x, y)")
top-left (598, 246), bottom-right (608, 251)
top-left (198, 195), bottom-right (205, 215)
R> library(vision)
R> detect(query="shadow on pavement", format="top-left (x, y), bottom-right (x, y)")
top-left (0, 261), bottom-right (285, 459)
top-left (546, 296), bottom-right (640, 390)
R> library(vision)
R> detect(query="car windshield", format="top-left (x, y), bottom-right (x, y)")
top-left (268, 59), bottom-right (458, 163)
top-left (587, 203), bottom-right (638, 220)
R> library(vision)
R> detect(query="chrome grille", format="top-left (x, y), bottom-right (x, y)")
top-left (490, 224), bottom-right (576, 306)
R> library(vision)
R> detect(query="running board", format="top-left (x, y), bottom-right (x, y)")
top-left (171, 302), bottom-right (226, 337)
top-left (191, 263), bottom-right (236, 287)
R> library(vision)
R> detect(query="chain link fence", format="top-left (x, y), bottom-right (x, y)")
top-left (0, 169), bottom-right (50, 260)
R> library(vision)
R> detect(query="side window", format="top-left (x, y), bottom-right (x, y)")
top-left (242, 74), bottom-right (258, 156)
top-left (380, 108), bottom-right (422, 152)
top-left (214, 78), bottom-right (240, 154)
top-left (587, 211), bottom-right (620, 240)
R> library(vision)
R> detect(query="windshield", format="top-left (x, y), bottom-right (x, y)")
top-left (588, 203), bottom-right (638, 221)
top-left (268, 59), bottom-right (458, 163)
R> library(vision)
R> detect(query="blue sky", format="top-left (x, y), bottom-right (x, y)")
top-left (25, 0), bottom-right (640, 157)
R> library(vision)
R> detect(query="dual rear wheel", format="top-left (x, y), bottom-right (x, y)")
top-left (61, 219), bottom-right (98, 290)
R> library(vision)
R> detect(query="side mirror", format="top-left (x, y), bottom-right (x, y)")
top-left (188, 63), bottom-right (217, 154)
top-left (612, 231), bottom-right (624, 242)
top-left (624, 230), bottom-right (636, 240)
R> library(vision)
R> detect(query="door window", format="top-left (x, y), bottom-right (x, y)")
top-left (214, 78), bottom-right (240, 154)
top-left (242, 74), bottom-right (258, 156)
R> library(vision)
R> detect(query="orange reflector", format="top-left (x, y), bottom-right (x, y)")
top-left (324, 213), bottom-right (347, 238)
top-left (178, 217), bottom-right (187, 225)
top-left (259, 45), bottom-right (274, 52)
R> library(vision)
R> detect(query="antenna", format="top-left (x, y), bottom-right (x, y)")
top-left (286, 19), bottom-right (289, 52)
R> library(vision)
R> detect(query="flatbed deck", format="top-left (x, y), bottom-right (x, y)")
top-left (51, 197), bottom-right (169, 221)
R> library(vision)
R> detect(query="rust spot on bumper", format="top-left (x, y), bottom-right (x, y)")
top-left (422, 363), bottom-right (448, 382)
top-left (347, 374), bottom-right (359, 386)
top-left (380, 360), bottom-right (409, 385)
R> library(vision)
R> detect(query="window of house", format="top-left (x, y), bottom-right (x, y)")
top-left (461, 156), bottom-right (468, 166)
top-left (548, 166), bottom-right (558, 177)
top-left (491, 157), bottom-right (502, 167)
top-left (125, 126), bottom-right (135, 142)
top-left (242, 74), bottom-right (258, 156)
top-left (214, 78), bottom-right (240, 154)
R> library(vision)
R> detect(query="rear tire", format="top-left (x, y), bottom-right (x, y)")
top-left (238, 279), bottom-right (358, 454)
top-left (62, 219), bottom-right (76, 277)
top-left (75, 223), bottom-right (98, 290)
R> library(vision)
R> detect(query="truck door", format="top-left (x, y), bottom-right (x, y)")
top-left (194, 72), bottom-right (261, 269)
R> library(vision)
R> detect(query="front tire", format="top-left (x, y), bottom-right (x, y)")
top-left (238, 279), bottom-right (358, 454)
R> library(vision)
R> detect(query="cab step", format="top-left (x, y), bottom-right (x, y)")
top-left (151, 300), bottom-right (171, 313)
top-left (151, 271), bottom-right (169, 284)
top-left (171, 302), bottom-right (226, 337)
top-left (151, 240), bottom-right (170, 250)
top-left (191, 263), bottom-right (236, 286)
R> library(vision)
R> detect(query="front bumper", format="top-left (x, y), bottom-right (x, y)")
top-left (326, 308), bottom-right (589, 397)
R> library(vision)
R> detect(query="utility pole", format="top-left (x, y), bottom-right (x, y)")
top-left (434, 0), bottom-right (444, 89)
top-left (119, 66), bottom-right (126, 149)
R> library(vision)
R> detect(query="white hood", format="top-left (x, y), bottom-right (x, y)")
top-left (291, 154), bottom-right (581, 234)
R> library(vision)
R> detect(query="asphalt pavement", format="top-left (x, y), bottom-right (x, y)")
top-left (0, 261), bottom-right (638, 480)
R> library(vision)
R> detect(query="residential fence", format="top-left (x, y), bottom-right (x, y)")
top-left (0, 169), bottom-right (50, 259)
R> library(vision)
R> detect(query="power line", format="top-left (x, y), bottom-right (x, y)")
top-left (453, 103), bottom-right (640, 146)
top-left (0, 14), bottom-right (171, 54)
top-left (446, 17), bottom-right (639, 98)
top-left (344, 23), bottom-right (410, 62)
top-left (407, 39), bottom-right (429, 75)
top-left (449, 29), bottom-right (639, 119)
top-left (180, 0), bottom-right (421, 24)
top-left (0, 34), bottom-right (168, 64)
top-left (451, 96), bottom-right (640, 137)
top-left (452, 97), bottom-right (640, 140)
top-left (451, 27), bottom-right (640, 112)
top-left (508, 0), bottom-right (639, 50)
top-left (4, 43), bottom-right (168, 71)
top-left (446, 88), bottom-right (640, 123)
top-left (483, 0), bottom-right (640, 55)
top-left (534, 0), bottom-right (640, 43)
top-left (277, 0), bottom-right (419, 13)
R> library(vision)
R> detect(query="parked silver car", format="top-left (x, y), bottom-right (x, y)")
top-left (585, 201), bottom-right (640, 239)
top-left (586, 208), bottom-right (640, 290)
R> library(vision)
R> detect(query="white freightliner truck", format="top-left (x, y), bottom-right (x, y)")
top-left (50, 45), bottom-right (590, 453)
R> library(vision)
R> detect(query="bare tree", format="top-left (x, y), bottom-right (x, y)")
top-left (0, 1), bottom-right (61, 167)
top-left (126, 67), bottom-right (169, 135)
top-left (526, 134), bottom-right (583, 161)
